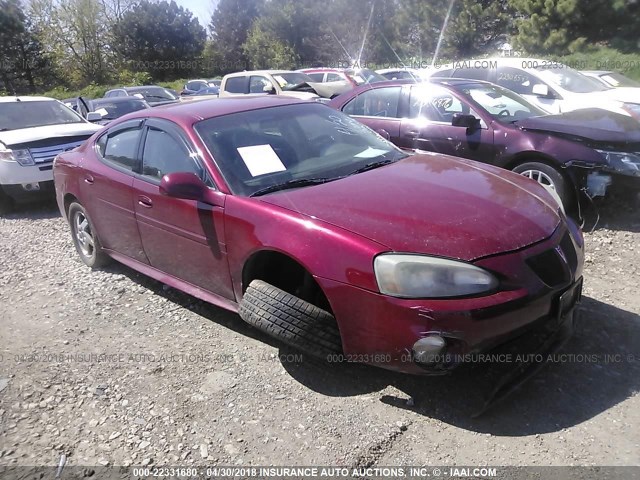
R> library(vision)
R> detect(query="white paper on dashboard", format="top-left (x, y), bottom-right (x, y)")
top-left (354, 147), bottom-right (388, 158)
top-left (237, 144), bottom-right (287, 177)
top-left (94, 108), bottom-right (109, 117)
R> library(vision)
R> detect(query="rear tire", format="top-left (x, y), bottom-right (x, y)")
top-left (68, 202), bottom-right (111, 268)
top-left (512, 161), bottom-right (571, 208)
top-left (239, 279), bottom-right (342, 359)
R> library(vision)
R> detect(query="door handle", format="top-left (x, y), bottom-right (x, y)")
top-left (406, 130), bottom-right (419, 138)
top-left (138, 195), bottom-right (153, 208)
top-left (83, 174), bottom-right (94, 185)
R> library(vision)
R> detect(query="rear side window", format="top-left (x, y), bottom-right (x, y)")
top-left (96, 127), bottom-right (141, 172)
top-left (307, 73), bottom-right (324, 82)
top-left (343, 87), bottom-right (401, 118)
top-left (326, 73), bottom-right (343, 82)
top-left (225, 76), bottom-right (246, 93)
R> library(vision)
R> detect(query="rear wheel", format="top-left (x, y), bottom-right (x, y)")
top-left (239, 279), bottom-right (342, 360)
top-left (512, 161), bottom-right (571, 208)
top-left (68, 202), bottom-right (110, 268)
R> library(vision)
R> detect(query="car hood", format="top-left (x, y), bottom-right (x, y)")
top-left (598, 86), bottom-right (640, 104)
top-left (515, 109), bottom-right (640, 143)
top-left (0, 123), bottom-right (102, 148)
top-left (259, 154), bottom-right (560, 261)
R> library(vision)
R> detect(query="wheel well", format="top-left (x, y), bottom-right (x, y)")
top-left (63, 193), bottom-right (78, 217)
top-left (242, 251), bottom-right (333, 313)
top-left (505, 154), bottom-right (568, 177)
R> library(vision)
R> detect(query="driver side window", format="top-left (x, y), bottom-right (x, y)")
top-left (249, 76), bottom-right (271, 93)
top-left (343, 87), bottom-right (401, 118)
top-left (141, 127), bottom-right (205, 182)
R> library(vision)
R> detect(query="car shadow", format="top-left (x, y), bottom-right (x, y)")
top-left (278, 296), bottom-right (640, 436)
top-left (1, 198), bottom-right (61, 220)
top-left (99, 261), bottom-right (640, 436)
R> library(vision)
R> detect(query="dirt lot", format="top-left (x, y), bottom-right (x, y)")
top-left (0, 195), bottom-right (639, 471)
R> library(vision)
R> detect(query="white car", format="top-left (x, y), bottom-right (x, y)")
top-left (582, 70), bottom-right (640, 88)
top-left (433, 58), bottom-right (640, 118)
top-left (219, 70), bottom-right (320, 100)
top-left (0, 96), bottom-right (102, 213)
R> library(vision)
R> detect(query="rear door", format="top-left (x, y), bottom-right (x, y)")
top-left (132, 118), bottom-right (233, 299)
top-left (399, 84), bottom-right (495, 161)
top-left (340, 86), bottom-right (404, 142)
top-left (81, 119), bottom-right (149, 263)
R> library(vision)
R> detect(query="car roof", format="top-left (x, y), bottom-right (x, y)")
top-left (120, 96), bottom-right (310, 125)
top-left (582, 70), bottom-right (612, 75)
top-left (0, 96), bottom-right (58, 103)
top-left (92, 97), bottom-right (147, 104)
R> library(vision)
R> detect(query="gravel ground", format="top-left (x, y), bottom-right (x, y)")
top-left (0, 195), bottom-right (639, 470)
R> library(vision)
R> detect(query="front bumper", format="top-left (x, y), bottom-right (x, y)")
top-left (0, 160), bottom-right (55, 202)
top-left (318, 225), bottom-right (583, 375)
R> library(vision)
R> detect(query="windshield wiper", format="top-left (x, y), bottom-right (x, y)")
top-left (0, 128), bottom-right (10, 132)
top-left (250, 177), bottom-right (335, 197)
top-left (348, 159), bottom-right (395, 176)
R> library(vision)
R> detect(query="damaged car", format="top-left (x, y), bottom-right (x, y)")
top-left (329, 79), bottom-right (640, 210)
top-left (54, 96), bottom-right (583, 383)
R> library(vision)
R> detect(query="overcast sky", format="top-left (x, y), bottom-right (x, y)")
top-left (176, 0), bottom-right (219, 29)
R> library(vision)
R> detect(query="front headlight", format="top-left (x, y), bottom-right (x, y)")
top-left (374, 254), bottom-right (498, 299)
top-left (0, 148), bottom-right (35, 166)
top-left (596, 150), bottom-right (640, 176)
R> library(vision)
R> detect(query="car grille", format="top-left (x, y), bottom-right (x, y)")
top-left (526, 232), bottom-right (577, 287)
top-left (29, 140), bottom-right (85, 164)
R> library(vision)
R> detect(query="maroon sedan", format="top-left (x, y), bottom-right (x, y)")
top-left (329, 79), bottom-right (640, 209)
top-left (53, 97), bottom-right (583, 375)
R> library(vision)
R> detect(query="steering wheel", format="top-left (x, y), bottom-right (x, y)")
top-left (310, 135), bottom-right (335, 156)
top-left (497, 109), bottom-right (510, 117)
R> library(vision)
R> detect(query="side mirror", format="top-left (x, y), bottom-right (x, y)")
top-left (263, 84), bottom-right (276, 94)
top-left (532, 83), bottom-right (550, 97)
top-left (451, 113), bottom-right (481, 130)
top-left (159, 172), bottom-right (222, 207)
top-left (86, 112), bottom-right (102, 122)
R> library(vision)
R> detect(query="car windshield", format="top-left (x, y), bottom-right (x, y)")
top-left (459, 82), bottom-right (547, 123)
top-left (345, 68), bottom-right (387, 85)
top-left (273, 73), bottom-right (314, 90)
top-left (194, 103), bottom-right (407, 197)
top-left (534, 65), bottom-right (609, 93)
top-left (598, 72), bottom-right (640, 88)
top-left (0, 100), bottom-right (85, 131)
top-left (89, 99), bottom-right (148, 119)
top-left (131, 87), bottom-right (178, 101)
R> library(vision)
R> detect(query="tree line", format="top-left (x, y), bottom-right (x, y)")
top-left (1, 0), bottom-right (638, 95)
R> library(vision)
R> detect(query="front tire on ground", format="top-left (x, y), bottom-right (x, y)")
top-left (239, 279), bottom-right (342, 359)
top-left (68, 202), bottom-right (110, 268)
top-left (512, 161), bottom-right (571, 208)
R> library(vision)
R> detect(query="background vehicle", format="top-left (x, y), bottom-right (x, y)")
top-left (103, 86), bottom-right (179, 106)
top-left (329, 79), bottom-right (640, 209)
top-left (75, 97), bottom-right (150, 125)
top-left (582, 70), bottom-right (640, 88)
top-left (181, 79), bottom-right (221, 96)
top-left (433, 58), bottom-right (640, 118)
top-left (53, 97), bottom-right (582, 376)
top-left (0, 96), bottom-right (101, 212)
top-left (219, 71), bottom-right (321, 100)
top-left (299, 67), bottom-right (387, 86)
top-left (179, 87), bottom-right (220, 102)
top-left (377, 67), bottom-right (435, 81)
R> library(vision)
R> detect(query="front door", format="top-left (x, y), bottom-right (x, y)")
top-left (340, 86), bottom-right (404, 143)
top-left (400, 84), bottom-right (495, 162)
top-left (132, 119), bottom-right (234, 299)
